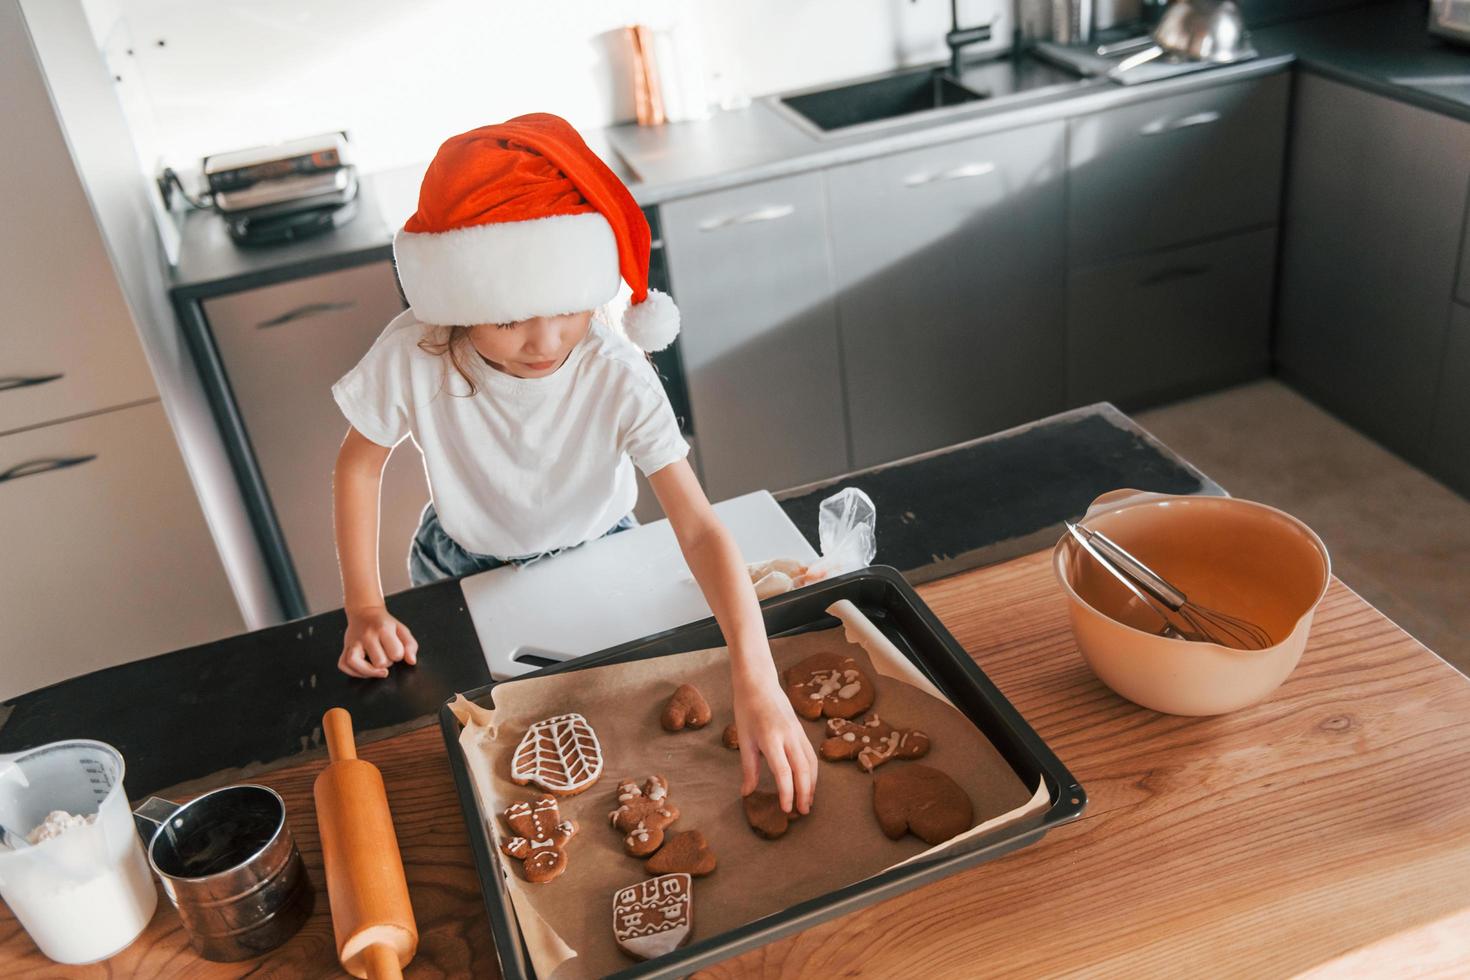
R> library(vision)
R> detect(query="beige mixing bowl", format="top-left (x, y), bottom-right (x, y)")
top-left (1053, 489), bottom-right (1331, 716)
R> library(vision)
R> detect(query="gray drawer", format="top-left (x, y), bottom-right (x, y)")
top-left (1067, 227), bottom-right (1276, 407)
top-left (1430, 303), bottom-right (1470, 498)
top-left (0, 402), bottom-right (241, 698)
top-left (203, 262), bottom-right (424, 614)
top-left (1068, 74), bottom-right (1288, 267)
top-left (662, 171), bottom-right (848, 499)
top-left (827, 121), bottom-right (1068, 468)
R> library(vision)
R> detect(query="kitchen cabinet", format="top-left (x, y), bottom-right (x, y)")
top-left (1068, 228), bottom-right (1276, 407)
top-left (661, 172), bottom-right (848, 498)
top-left (1276, 73), bottom-right (1470, 463)
top-left (203, 262), bottom-right (426, 614)
top-left (1430, 304), bottom-right (1470, 497)
top-left (1068, 74), bottom-right (1289, 267)
top-left (827, 121), bottom-right (1068, 468)
top-left (0, 401), bottom-right (240, 700)
top-left (0, 0), bottom-right (157, 435)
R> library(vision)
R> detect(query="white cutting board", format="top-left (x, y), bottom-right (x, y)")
top-left (462, 491), bottom-right (818, 679)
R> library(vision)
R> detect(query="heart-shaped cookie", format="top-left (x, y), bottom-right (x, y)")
top-left (644, 829), bottom-right (717, 876)
top-left (872, 764), bottom-right (973, 845)
top-left (743, 790), bottom-right (803, 839)
top-left (661, 683), bottom-right (712, 732)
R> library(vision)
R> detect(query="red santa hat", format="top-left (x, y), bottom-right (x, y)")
top-left (393, 113), bottom-right (679, 352)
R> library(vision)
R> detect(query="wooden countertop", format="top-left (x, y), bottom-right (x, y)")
top-left (5, 549), bottom-right (1469, 977)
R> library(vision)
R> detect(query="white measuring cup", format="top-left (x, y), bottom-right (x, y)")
top-left (0, 740), bottom-right (157, 963)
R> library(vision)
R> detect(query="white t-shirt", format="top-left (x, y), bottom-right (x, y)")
top-left (332, 310), bottom-right (689, 558)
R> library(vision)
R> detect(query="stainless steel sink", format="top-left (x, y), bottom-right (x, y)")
top-left (774, 67), bottom-right (989, 137)
top-left (769, 56), bottom-right (1099, 140)
top-left (1391, 75), bottom-right (1470, 108)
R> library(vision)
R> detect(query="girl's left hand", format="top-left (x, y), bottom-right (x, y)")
top-left (731, 665), bottom-right (818, 815)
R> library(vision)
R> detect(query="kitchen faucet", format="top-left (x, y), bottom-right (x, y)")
top-left (941, 0), bottom-right (1030, 78)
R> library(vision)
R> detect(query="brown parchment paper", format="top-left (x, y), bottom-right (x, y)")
top-left (450, 603), bottom-right (1048, 980)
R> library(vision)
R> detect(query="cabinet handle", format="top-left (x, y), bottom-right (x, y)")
top-left (0, 373), bottom-right (64, 393)
top-left (1140, 110), bottom-right (1221, 136)
top-left (0, 454), bottom-right (96, 485)
top-left (697, 204), bottom-right (796, 231)
top-left (1140, 265), bottom-right (1210, 286)
top-left (903, 161), bottom-right (996, 187)
top-left (256, 301), bottom-right (356, 329)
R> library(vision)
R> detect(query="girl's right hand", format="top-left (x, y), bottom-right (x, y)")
top-left (339, 606), bottom-right (419, 678)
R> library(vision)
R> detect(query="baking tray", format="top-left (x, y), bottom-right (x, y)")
top-left (439, 566), bottom-right (1086, 979)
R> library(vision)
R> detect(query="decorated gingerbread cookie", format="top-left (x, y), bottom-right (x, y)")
top-left (743, 790), bottom-right (802, 839)
top-left (660, 684), bottom-right (712, 732)
top-left (781, 652), bottom-right (876, 720)
top-left (820, 714), bottom-right (931, 771)
top-left (510, 713), bottom-right (603, 796)
top-left (613, 873), bottom-right (693, 961)
top-left (499, 796), bottom-right (577, 883)
top-left (872, 764), bottom-right (973, 845)
top-left (608, 776), bottom-right (681, 857)
top-left (644, 830), bottom-right (717, 877)
top-left (721, 724), bottom-right (739, 750)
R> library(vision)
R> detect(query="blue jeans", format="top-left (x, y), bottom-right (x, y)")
top-left (408, 503), bottom-right (638, 585)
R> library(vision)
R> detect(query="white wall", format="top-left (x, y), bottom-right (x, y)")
top-left (91, 0), bottom-right (1005, 179)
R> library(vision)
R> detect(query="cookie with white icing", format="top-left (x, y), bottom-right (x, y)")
top-left (872, 764), bottom-right (973, 845)
top-left (499, 796), bottom-right (576, 883)
top-left (613, 873), bottom-right (692, 960)
top-left (509, 713), bottom-right (603, 796)
top-left (781, 652), bottom-right (876, 720)
top-left (820, 714), bottom-right (930, 771)
top-left (608, 776), bottom-right (681, 857)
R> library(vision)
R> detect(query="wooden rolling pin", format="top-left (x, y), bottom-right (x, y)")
top-left (314, 708), bottom-right (419, 979)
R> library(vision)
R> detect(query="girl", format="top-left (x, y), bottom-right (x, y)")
top-left (330, 114), bottom-right (815, 814)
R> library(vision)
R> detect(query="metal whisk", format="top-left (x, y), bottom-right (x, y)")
top-left (1065, 521), bottom-right (1274, 651)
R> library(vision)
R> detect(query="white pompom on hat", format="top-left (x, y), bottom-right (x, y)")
top-left (393, 113), bottom-right (680, 352)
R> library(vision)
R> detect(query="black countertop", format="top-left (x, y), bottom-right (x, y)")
top-left (0, 403), bottom-right (1218, 798)
top-left (1257, 1), bottom-right (1470, 120)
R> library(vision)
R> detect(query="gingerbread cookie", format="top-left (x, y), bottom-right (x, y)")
top-left (644, 830), bottom-right (717, 877)
top-left (608, 776), bottom-right (681, 857)
top-left (499, 796), bottom-right (576, 883)
top-left (872, 764), bottom-right (973, 845)
top-left (721, 724), bottom-right (739, 750)
top-left (510, 713), bottom-right (603, 796)
top-left (781, 652), bottom-right (876, 720)
top-left (661, 684), bottom-right (712, 732)
top-left (743, 790), bottom-right (802, 839)
top-left (614, 873), bottom-right (692, 961)
top-left (821, 714), bottom-right (930, 771)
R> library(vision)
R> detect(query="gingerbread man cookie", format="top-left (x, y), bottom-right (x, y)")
top-left (608, 776), bottom-right (681, 857)
top-left (510, 713), bottom-right (603, 796)
top-left (644, 830), bottom-right (717, 877)
top-left (660, 684), bottom-right (712, 732)
top-left (820, 714), bottom-right (931, 771)
top-left (743, 791), bottom-right (802, 839)
top-left (720, 724), bottom-right (739, 750)
top-left (781, 652), bottom-right (876, 720)
top-left (499, 796), bottom-right (577, 883)
top-left (614, 873), bottom-right (692, 960)
top-left (872, 764), bottom-right (973, 845)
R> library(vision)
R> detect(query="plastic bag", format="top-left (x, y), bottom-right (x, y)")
top-left (749, 487), bottom-right (877, 598)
